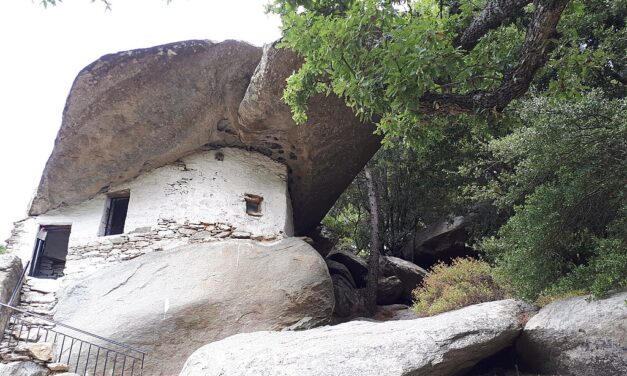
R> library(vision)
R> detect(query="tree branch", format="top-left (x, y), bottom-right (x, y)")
top-left (422, 0), bottom-right (570, 114)
top-left (456, 0), bottom-right (532, 51)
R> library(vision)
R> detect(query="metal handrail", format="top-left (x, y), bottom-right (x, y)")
top-left (7, 261), bottom-right (30, 306)
top-left (0, 301), bottom-right (146, 355)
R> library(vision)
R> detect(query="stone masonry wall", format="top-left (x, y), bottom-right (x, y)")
top-left (63, 217), bottom-right (283, 281)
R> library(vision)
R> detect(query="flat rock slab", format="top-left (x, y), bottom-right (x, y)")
top-left (54, 238), bottom-right (334, 376)
top-left (517, 291), bottom-right (627, 376)
top-left (26, 277), bottom-right (61, 294)
top-left (180, 299), bottom-right (533, 376)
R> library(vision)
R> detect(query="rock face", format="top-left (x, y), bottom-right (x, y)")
top-left (326, 260), bottom-right (363, 318)
top-left (0, 361), bottom-right (48, 376)
top-left (180, 299), bottom-right (533, 376)
top-left (380, 256), bottom-right (427, 302)
top-left (237, 43), bottom-right (382, 233)
top-left (327, 248), bottom-right (368, 287)
top-left (517, 291), bottom-right (627, 376)
top-left (330, 274), bottom-right (363, 318)
top-left (29, 40), bottom-right (381, 235)
top-left (376, 276), bottom-right (403, 305)
top-left (0, 253), bottom-right (23, 327)
top-left (401, 216), bottom-right (476, 267)
top-left (53, 238), bottom-right (334, 376)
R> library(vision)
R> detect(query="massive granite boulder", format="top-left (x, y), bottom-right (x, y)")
top-left (29, 40), bottom-right (381, 234)
top-left (53, 238), bottom-right (334, 376)
top-left (517, 291), bottom-right (627, 375)
top-left (237, 43), bottom-right (382, 232)
top-left (330, 273), bottom-right (363, 318)
top-left (327, 248), bottom-right (369, 287)
top-left (179, 299), bottom-right (533, 376)
top-left (376, 276), bottom-right (403, 305)
top-left (326, 259), bottom-right (364, 318)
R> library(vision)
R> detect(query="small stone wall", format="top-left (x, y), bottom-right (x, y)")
top-left (35, 257), bottom-right (65, 279)
top-left (63, 218), bottom-right (282, 281)
top-left (4, 219), bottom-right (26, 251)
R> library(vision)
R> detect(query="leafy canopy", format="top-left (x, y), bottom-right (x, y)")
top-left (271, 0), bottom-right (492, 143)
top-left (273, 0), bottom-right (626, 302)
top-left (267, 0), bottom-right (624, 146)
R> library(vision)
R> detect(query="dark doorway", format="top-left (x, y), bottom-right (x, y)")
top-left (30, 225), bottom-right (71, 278)
top-left (104, 195), bottom-right (130, 236)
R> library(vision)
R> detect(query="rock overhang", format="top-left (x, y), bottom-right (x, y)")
top-left (28, 39), bottom-right (382, 234)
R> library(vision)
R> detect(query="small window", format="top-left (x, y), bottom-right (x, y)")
top-left (245, 194), bottom-right (263, 216)
top-left (102, 191), bottom-right (130, 236)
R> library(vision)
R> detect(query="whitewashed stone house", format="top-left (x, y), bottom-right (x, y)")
top-left (7, 147), bottom-right (293, 280)
top-left (5, 40), bottom-right (379, 284)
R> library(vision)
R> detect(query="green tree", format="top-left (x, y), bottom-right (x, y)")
top-left (471, 93), bottom-right (627, 300)
top-left (323, 113), bottom-right (511, 256)
top-left (271, 0), bottom-right (626, 303)
top-left (268, 0), bottom-right (586, 140)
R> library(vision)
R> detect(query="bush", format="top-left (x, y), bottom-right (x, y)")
top-left (474, 94), bottom-right (627, 301)
top-left (411, 258), bottom-right (505, 316)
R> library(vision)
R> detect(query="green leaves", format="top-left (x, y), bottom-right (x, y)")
top-left (272, 0), bottom-right (467, 141)
top-left (412, 258), bottom-right (505, 316)
top-left (476, 94), bottom-right (627, 301)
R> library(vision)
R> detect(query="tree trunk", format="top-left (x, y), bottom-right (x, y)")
top-left (364, 165), bottom-right (380, 315)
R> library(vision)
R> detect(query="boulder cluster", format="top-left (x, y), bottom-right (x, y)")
top-left (324, 247), bottom-right (427, 318)
top-left (180, 291), bottom-right (627, 376)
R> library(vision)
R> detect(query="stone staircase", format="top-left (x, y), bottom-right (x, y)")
top-left (1, 274), bottom-right (146, 375)
top-left (0, 277), bottom-right (59, 363)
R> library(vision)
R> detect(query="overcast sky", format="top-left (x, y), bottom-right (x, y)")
top-left (0, 0), bottom-right (282, 243)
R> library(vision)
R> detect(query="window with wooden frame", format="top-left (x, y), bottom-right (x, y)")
top-left (244, 193), bottom-right (263, 216)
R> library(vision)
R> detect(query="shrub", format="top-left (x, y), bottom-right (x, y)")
top-left (411, 258), bottom-right (505, 316)
top-left (474, 94), bottom-right (627, 301)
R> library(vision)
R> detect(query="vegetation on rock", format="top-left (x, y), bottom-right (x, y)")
top-left (412, 258), bottom-right (505, 316)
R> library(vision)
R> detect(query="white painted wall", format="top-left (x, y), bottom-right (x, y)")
top-left (9, 148), bottom-right (293, 264)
